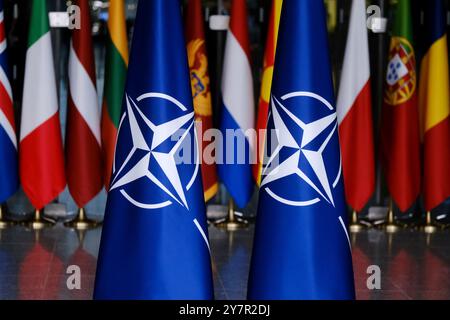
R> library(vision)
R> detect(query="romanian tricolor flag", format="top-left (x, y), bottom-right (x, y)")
top-left (101, 0), bottom-right (129, 190)
top-left (185, 0), bottom-right (218, 202)
top-left (254, 0), bottom-right (282, 185)
top-left (419, 0), bottom-right (450, 211)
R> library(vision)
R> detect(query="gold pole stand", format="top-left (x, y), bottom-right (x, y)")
top-left (421, 211), bottom-right (438, 234)
top-left (26, 209), bottom-right (55, 230)
top-left (64, 208), bottom-right (100, 230)
top-left (0, 205), bottom-right (15, 229)
top-left (215, 199), bottom-right (249, 231)
top-left (349, 210), bottom-right (365, 233)
top-left (383, 200), bottom-right (400, 233)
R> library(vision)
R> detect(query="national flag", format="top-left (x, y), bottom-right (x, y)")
top-left (20, 0), bottom-right (66, 210)
top-left (94, 0), bottom-right (213, 300)
top-left (101, 0), bottom-right (129, 190)
top-left (219, 0), bottom-right (255, 208)
top-left (254, 0), bottom-right (282, 185)
top-left (336, 0), bottom-right (375, 212)
top-left (0, 0), bottom-right (18, 203)
top-left (419, 0), bottom-right (450, 211)
top-left (185, 0), bottom-right (218, 202)
top-left (381, 0), bottom-right (421, 212)
top-left (66, 0), bottom-right (103, 208)
top-left (248, 0), bottom-right (355, 300)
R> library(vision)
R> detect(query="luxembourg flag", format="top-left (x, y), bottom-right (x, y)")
top-left (336, 0), bottom-right (375, 212)
top-left (0, 0), bottom-right (18, 203)
top-left (219, 0), bottom-right (255, 208)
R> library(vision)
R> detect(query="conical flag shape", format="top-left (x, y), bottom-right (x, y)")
top-left (248, 0), bottom-right (355, 300)
top-left (66, 0), bottom-right (103, 208)
top-left (219, 0), bottom-right (255, 208)
top-left (20, 0), bottom-right (66, 210)
top-left (102, 0), bottom-right (129, 190)
top-left (94, 0), bottom-right (213, 300)
top-left (419, 0), bottom-right (450, 211)
top-left (381, 0), bottom-right (421, 212)
top-left (254, 0), bottom-right (282, 185)
top-left (337, 0), bottom-right (375, 212)
top-left (185, 0), bottom-right (218, 202)
top-left (0, 0), bottom-right (18, 203)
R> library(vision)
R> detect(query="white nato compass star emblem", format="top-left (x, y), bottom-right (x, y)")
top-left (261, 91), bottom-right (342, 207)
top-left (109, 92), bottom-right (200, 211)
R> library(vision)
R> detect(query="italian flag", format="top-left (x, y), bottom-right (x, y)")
top-left (101, 0), bottom-right (129, 190)
top-left (19, 0), bottom-right (66, 210)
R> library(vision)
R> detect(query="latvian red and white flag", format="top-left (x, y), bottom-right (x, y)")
top-left (66, 0), bottom-right (103, 208)
top-left (336, 0), bottom-right (375, 212)
top-left (20, 0), bottom-right (66, 210)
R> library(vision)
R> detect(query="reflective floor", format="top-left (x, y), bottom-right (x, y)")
top-left (0, 224), bottom-right (449, 300)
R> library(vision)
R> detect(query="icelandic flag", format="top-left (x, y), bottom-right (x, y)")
top-left (218, 0), bottom-right (255, 208)
top-left (0, 0), bottom-right (18, 204)
top-left (247, 0), bottom-right (355, 300)
top-left (94, 0), bottom-right (214, 300)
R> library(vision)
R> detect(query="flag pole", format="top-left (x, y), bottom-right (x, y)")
top-left (421, 211), bottom-right (438, 234)
top-left (26, 209), bottom-right (55, 230)
top-left (215, 198), bottom-right (248, 231)
top-left (0, 204), bottom-right (15, 229)
top-left (349, 210), bottom-right (366, 233)
top-left (383, 198), bottom-right (400, 233)
top-left (64, 208), bottom-right (100, 230)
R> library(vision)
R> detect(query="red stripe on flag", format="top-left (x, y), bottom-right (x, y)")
top-left (20, 114), bottom-right (66, 210)
top-left (339, 81), bottom-right (375, 212)
top-left (229, 0), bottom-right (251, 61)
top-left (423, 116), bottom-right (450, 211)
top-left (0, 81), bottom-right (14, 129)
top-left (66, 96), bottom-right (103, 208)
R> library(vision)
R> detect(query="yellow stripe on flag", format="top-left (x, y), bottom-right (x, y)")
top-left (108, 0), bottom-right (129, 65)
top-left (419, 35), bottom-right (450, 135)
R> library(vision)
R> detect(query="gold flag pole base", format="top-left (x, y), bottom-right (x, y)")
top-left (421, 211), bottom-right (439, 234)
top-left (349, 210), bottom-right (365, 233)
top-left (64, 208), bottom-right (101, 230)
top-left (383, 201), bottom-right (400, 233)
top-left (0, 205), bottom-right (15, 229)
top-left (215, 199), bottom-right (249, 231)
top-left (26, 210), bottom-right (55, 230)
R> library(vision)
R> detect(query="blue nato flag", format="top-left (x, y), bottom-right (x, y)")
top-left (94, 0), bottom-right (214, 300)
top-left (247, 0), bottom-right (355, 300)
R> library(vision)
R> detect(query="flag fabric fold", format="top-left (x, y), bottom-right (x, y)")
top-left (381, 0), bottom-right (421, 212)
top-left (66, 0), bottom-right (103, 208)
top-left (419, 0), bottom-right (450, 211)
top-left (20, 0), bottom-right (66, 210)
top-left (185, 0), bottom-right (218, 202)
top-left (0, 0), bottom-right (18, 203)
top-left (102, 0), bottom-right (129, 190)
top-left (337, 0), bottom-right (375, 212)
top-left (254, 0), bottom-right (282, 185)
top-left (248, 0), bottom-right (355, 300)
top-left (218, 0), bottom-right (255, 208)
top-left (94, 0), bottom-right (213, 300)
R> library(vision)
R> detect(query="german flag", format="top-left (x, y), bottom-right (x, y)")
top-left (101, 0), bottom-right (129, 190)
top-left (419, 0), bottom-right (450, 211)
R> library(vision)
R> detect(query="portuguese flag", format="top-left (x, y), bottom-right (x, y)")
top-left (185, 0), bottom-right (218, 201)
top-left (418, 0), bottom-right (450, 211)
top-left (101, 0), bottom-right (129, 190)
top-left (380, 0), bottom-right (421, 212)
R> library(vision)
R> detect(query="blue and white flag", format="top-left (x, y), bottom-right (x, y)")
top-left (248, 0), bottom-right (355, 300)
top-left (218, 0), bottom-right (255, 208)
top-left (0, 0), bottom-right (18, 204)
top-left (94, 0), bottom-right (214, 300)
